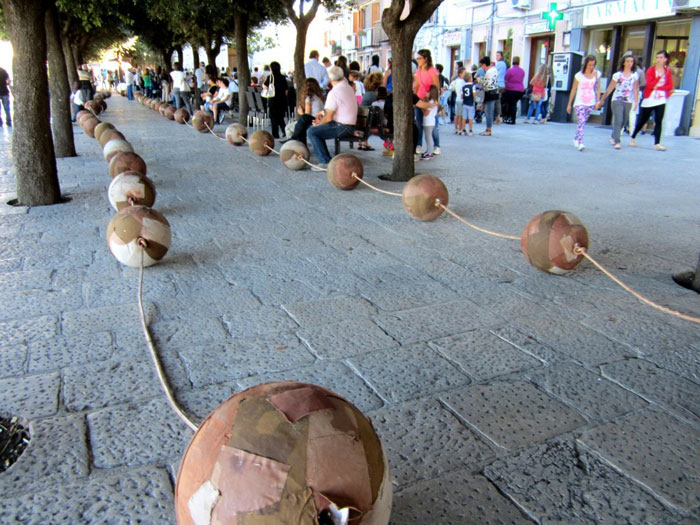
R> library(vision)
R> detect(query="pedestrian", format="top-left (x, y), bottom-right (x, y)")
top-left (305, 50), bottom-right (330, 91)
top-left (0, 66), bottom-right (11, 127)
top-left (495, 51), bottom-right (508, 125)
top-left (421, 85), bottom-right (440, 160)
top-left (263, 61), bottom-right (288, 139)
top-left (524, 65), bottom-right (548, 124)
top-left (383, 58), bottom-right (392, 93)
top-left (478, 56), bottom-right (499, 136)
top-left (367, 54), bottom-right (382, 75)
top-left (567, 55), bottom-right (601, 151)
top-left (335, 56), bottom-right (350, 80)
top-left (307, 65), bottom-right (358, 168)
top-left (288, 77), bottom-right (325, 145)
top-left (125, 67), bottom-right (135, 100)
top-left (630, 50), bottom-right (673, 151)
top-left (452, 67), bottom-right (467, 134)
top-left (349, 70), bottom-right (365, 105)
top-left (413, 49), bottom-right (441, 155)
top-left (596, 55), bottom-right (639, 149)
top-left (170, 62), bottom-right (191, 113)
top-left (503, 56), bottom-right (525, 124)
top-left (461, 72), bottom-right (476, 136)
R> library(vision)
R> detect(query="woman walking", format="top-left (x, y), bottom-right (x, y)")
top-left (263, 61), bottom-right (289, 139)
top-left (567, 55), bottom-right (601, 151)
top-left (596, 55), bottom-right (639, 149)
top-left (630, 50), bottom-right (674, 151)
top-left (524, 64), bottom-right (548, 124)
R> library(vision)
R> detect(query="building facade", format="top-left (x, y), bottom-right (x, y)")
top-left (334, 0), bottom-right (699, 134)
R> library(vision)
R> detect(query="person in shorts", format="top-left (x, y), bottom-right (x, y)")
top-left (461, 72), bottom-right (476, 135)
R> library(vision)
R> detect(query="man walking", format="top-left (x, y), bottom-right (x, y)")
top-left (125, 68), bottom-right (135, 100)
top-left (0, 67), bottom-right (11, 126)
top-left (495, 51), bottom-right (507, 125)
top-left (305, 50), bottom-right (329, 91)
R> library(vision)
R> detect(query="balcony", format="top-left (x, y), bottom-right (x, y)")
top-left (372, 22), bottom-right (389, 44)
top-left (358, 28), bottom-right (372, 48)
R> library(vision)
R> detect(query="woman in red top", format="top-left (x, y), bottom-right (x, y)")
top-left (630, 50), bottom-right (674, 150)
top-left (413, 49), bottom-right (440, 155)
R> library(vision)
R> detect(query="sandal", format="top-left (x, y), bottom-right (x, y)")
top-left (478, 131), bottom-right (492, 136)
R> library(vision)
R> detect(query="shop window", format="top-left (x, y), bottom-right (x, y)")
top-left (621, 25), bottom-right (645, 60)
top-left (588, 29), bottom-right (613, 78)
top-left (654, 20), bottom-right (690, 88)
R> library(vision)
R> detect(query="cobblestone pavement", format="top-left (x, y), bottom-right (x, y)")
top-left (0, 97), bottom-right (698, 524)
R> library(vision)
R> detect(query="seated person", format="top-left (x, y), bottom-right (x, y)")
top-left (203, 80), bottom-right (228, 114)
top-left (306, 66), bottom-right (358, 168)
top-left (288, 77), bottom-right (325, 145)
top-left (199, 77), bottom-right (218, 107)
top-left (211, 78), bottom-right (233, 124)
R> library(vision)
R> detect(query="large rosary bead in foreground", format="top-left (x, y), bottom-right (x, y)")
top-left (81, 117), bottom-right (101, 138)
top-left (248, 130), bottom-right (275, 155)
top-left (225, 123), bottom-right (247, 145)
top-left (174, 109), bottom-right (190, 124)
top-left (106, 206), bottom-right (171, 267)
top-left (402, 174), bottom-right (448, 221)
top-left (521, 210), bottom-right (589, 274)
top-left (108, 172), bottom-right (156, 211)
top-left (94, 122), bottom-right (115, 142)
top-left (327, 153), bottom-right (363, 190)
top-left (175, 381), bottom-right (392, 525)
top-left (103, 138), bottom-right (134, 162)
top-left (279, 140), bottom-right (309, 170)
top-left (99, 129), bottom-right (125, 148)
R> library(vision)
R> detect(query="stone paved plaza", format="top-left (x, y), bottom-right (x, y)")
top-left (0, 96), bottom-right (699, 524)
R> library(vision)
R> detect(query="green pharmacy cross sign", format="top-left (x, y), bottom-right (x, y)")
top-left (541, 2), bottom-right (564, 30)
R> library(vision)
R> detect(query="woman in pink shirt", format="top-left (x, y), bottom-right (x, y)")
top-left (413, 49), bottom-right (440, 155)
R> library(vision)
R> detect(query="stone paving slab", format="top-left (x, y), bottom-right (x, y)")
top-left (0, 372), bottom-right (60, 420)
top-left (26, 331), bottom-right (113, 373)
top-left (391, 468), bottom-right (532, 524)
top-left (0, 414), bottom-right (89, 498)
top-left (441, 381), bottom-right (588, 450)
top-left (579, 410), bottom-right (700, 512)
top-left (0, 344), bottom-right (27, 377)
top-left (297, 316), bottom-right (399, 359)
top-left (368, 398), bottom-right (495, 488)
top-left (484, 437), bottom-right (677, 524)
top-left (0, 465), bottom-right (173, 524)
top-left (601, 358), bottom-right (700, 426)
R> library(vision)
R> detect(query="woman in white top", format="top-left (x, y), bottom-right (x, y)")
top-left (170, 62), bottom-right (191, 113)
top-left (596, 55), bottom-right (639, 149)
top-left (288, 77), bottom-right (325, 145)
top-left (567, 55), bottom-right (601, 151)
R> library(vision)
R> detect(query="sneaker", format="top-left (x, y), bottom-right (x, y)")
top-left (523, 119), bottom-right (530, 124)
top-left (415, 145), bottom-right (422, 154)
top-left (414, 154), bottom-right (420, 162)
top-left (577, 143), bottom-right (585, 151)
top-left (654, 144), bottom-right (667, 151)
top-left (609, 138), bottom-right (616, 145)
top-left (614, 143), bottom-right (621, 149)
top-left (433, 147), bottom-right (440, 155)
top-left (421, 153), bottom-right (434, 160)
top-left (573, 139), bottom-right (579, 148)
top-left (454, 129), bottom-right (460, 134)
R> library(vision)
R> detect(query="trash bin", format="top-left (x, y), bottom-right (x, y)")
top-left (663, 89), bottom-right (688, 137)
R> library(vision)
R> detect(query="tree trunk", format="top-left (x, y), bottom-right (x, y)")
top-left (45, 4), bottom-right (76, 158)
top-left (62, 34), bottom-right (78, 89)
top-left (382, 0), bottom-right (445, 181)
top-left (72, 43), bottom-right (82, 69)
top-left (292, 19), bottom-right (309, 105)
top-left (206, 45), bottom-right (219, 70)
top-left (175, 45), bottom-right (183, 66)
top-left (1, 0), bottom-right (61, 206)
top-left (234, 11), bottom-right (250, 126)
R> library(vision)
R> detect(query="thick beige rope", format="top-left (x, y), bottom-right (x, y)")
top-left (573, 245), bottom-right (700, 324)
top-left (264, 144), bottom-right (281, 156)
top-left (435, 200), bottom-right (520, 240)
top-left (137, 242), bottom-right (199, 431)
top-left (350, 173), bottom-right (402, 197)
top-left (296, 154), bottom-right (327, 172)
top-left (204, 122), bottom-right (229, 142)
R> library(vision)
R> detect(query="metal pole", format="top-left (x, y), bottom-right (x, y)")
top-left (487, 0), bottom-right (496, 58)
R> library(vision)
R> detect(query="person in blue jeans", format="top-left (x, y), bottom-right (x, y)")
top-left (524, 65), bottom-right (547, 124)
top-left (0, 67), bottom-right (12, 126)
top-left (307, 66), bottom-right (358, 167)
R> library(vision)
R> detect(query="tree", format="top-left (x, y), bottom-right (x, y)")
top-left (1, 0), bottom-right (61, 206)
top-left (283, 0), bottom-right (340, 104)
top-left (382, 0), bottom-right (444, 181)
top-left (45, 2), bottom-right (76, 158)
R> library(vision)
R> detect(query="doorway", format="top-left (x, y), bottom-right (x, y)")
top-left (529, 35), bottom-right (554, 79)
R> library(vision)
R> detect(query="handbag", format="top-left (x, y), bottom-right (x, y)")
top-left (531, 92), bottom-right (542, 102)
top-left (261, 73), bottom-right (275, 98)
top-left (484, 89), bottom-right (499, 102)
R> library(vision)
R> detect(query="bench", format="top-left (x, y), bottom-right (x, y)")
top-left (334, 106), bottom-right (368, 155)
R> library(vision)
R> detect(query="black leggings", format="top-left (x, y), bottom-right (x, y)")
top-left (632, 103), bottom-right (665, 145)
